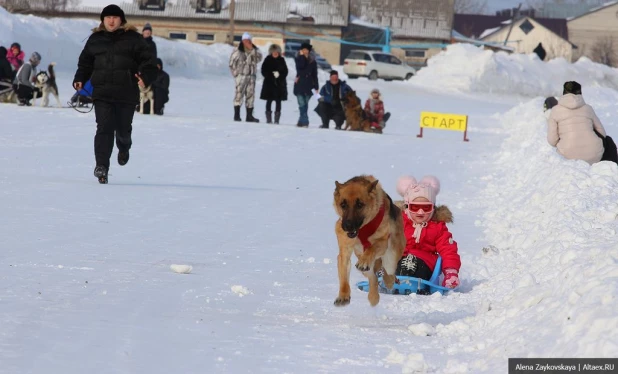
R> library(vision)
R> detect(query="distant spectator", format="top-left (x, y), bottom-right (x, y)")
top-left (364, 88), bottom-right (391, 131)
top-left (547, 81), bottom-right (606, 164)
top-left (7, 42), bottom-right (25, 73)
top-left (152, 58), bottom-right (169, 115)
top-left (0, 46), bottom-right (13, 81)
top-left (293, 42), bottom-right (318, 127)
top-left (533, 42), bottom-right (546, 61)
top-left (229, 32), bottom-right (262, 122)
top-left (142, 23), bottom-right (158, 58)
top-left (260, 44), bottom-right (288, 124)
top-left (315, 70), bottom-right (352, 130)
top-left (0, 46), bottom-right (13, 100)
top-left (543, 96), bottom-right (558, 112)
top-left (13, 51), bottom-right (42, 106)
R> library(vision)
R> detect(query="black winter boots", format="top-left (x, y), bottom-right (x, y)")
top-left (246, 108), bottom-right (259, 123)
top-left (265, 111), bottom-right (272, 124)
top-left (233, 105), bottom-right (241, 122)
top-left (94, 165), bottom-right (108, 184)
top-left (118, 150), bottom-right (129, 166)
top-left (274, 112), bottom-right (281, 124)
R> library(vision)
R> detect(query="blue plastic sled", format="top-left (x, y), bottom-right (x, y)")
top-left (356, 257), bottom-right (458, 295)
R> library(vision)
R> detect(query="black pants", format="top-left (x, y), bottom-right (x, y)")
top-left (266, 99), bottom-right (281, 112)
top-left (395, 255), bottom-right (433, 280)
top-left (16, 85), bottom-right (39, 103)
top-left (316, 102), bottom-right (345, 128)
top-left (94, 101), bottom-right (135, 168)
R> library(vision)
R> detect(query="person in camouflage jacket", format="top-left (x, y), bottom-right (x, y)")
top-left (229, 32), bottom-right (263, 122)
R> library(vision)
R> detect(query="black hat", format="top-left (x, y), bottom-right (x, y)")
top-left (10, 42), bottom-right (21, 50)
top-left (300, 42), bottom-right (312, 51)
top-left (329, 70), bottom-right (338, 76)
top-left (100, 4), bottom-right (127, 24)
top-left (156, 58), bottom-right (163, 68)
top-left (543, 96), bottom-right (558, 111)
top-left (563, 81), bottom-right (582, 95)
top-left (143, 22), bottom-right (152, 32)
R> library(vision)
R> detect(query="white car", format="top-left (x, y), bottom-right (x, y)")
top-left (343, 50), bottom-right (416, 81)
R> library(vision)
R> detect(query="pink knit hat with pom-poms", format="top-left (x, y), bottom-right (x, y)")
top-left (396, 175), bottom-right (440, 204)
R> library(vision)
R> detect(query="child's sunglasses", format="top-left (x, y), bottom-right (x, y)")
top-left (404, 202), bottom-right (434, 213)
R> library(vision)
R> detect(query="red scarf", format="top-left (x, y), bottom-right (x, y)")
top-left (357, 200), bottom-right (386, 250)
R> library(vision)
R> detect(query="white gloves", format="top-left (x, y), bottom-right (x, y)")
top-left (273, 71), bottom-right (280, 78)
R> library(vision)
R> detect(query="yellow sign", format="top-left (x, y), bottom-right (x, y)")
top-left (420, 112), bottom-right (468, 132)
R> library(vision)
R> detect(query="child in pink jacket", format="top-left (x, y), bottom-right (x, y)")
top-left (6, 42), bottom-right (25, 72)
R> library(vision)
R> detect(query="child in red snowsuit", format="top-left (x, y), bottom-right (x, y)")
top-left (395, 175), bottom-right (461, 288)
top-left (364, 88), bottom-right (390, 131)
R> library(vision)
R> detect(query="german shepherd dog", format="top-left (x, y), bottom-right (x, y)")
top-left (33, 62), bottom-right (61, 107)
top-left (139, 84), bottom-right (154, 115)
top-left (333, 175), bottom-right (405, 307)
top-left (341, 91), bottom-right (374, 133)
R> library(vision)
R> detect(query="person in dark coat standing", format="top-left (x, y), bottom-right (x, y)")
top-left (533, 42), bottom-right (546, 61)
top-left (260, 44), bottom-right (288, 124)
top-left (73, 4), bottom-right (158, 184)
top-left (142, 22), bottom-right (157, 58)
top-left (152, 57), bottom-right (170, 115)
top-left (293, 42), bottom-right (318, 127)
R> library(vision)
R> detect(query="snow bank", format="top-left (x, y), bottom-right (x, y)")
top-left (468, 87), bottom-right (618, 359)
top-left (0, 7), bottom-right (232, 78)
top-left (413, 43), bottom-right (618, 98)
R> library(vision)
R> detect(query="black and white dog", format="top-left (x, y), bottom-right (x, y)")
top-left (33, 62), bottom-right (61, 107)
top-left (139, 84), bottom-right (154, 115)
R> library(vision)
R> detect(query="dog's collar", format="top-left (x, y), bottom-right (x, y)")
top-left (357, 199), bottom-right (386, 250)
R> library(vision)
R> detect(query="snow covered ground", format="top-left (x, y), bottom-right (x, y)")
top-left (1, 9), bottom-right (617, 374)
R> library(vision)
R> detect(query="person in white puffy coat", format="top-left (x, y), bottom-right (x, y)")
top-left (547, 81), bottom-right (606, 164)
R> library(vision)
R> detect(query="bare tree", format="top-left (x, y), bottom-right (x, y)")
top-left (454, 0), bottom-right (488, 14)
top-left (0, 0), bottom-right (32, 13)
top-left (590, 36), bottom-right (617, 67)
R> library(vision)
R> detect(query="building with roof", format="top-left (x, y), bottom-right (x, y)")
top-left (567, 1), bottom-right (618, 65)
top-left (479, 16), bottom-right (575, 61)
top-left (348, 0), bottom-right (454, 68)
top-left (454, 14), bottom-right (574, 61)
top-left (24, 0), bottom-right (349, 65)
top-left (20, 0), bottom-right (460, 69)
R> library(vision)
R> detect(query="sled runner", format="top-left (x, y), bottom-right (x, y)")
top-left (356, 257), bottom-right (458, 295)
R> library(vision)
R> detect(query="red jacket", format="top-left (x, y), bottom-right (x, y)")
top-left (401, 207), bottom-right (461, 273)
top-left (364, 99), bottom-right (384, 123)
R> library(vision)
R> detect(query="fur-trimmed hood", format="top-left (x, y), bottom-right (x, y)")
top-left (394, 201), bottom-right (453, 223)
top-left (92, 23), bottom-right (138, 33)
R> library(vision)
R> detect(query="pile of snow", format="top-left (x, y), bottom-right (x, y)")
top-left (413, 43), bottom-right (618, 98)
top-left (466, 87), bottom-right (618, 360)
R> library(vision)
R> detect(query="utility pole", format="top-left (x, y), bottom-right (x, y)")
top-left (503, 3), bottom-right (522, 46)
top-left (227, 0), bottom-right (236, 45)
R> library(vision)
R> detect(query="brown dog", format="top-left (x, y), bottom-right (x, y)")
top-left (333, 175), bottom-right (406, 307)
top-left (342, 91), bottom-right (374, 132)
